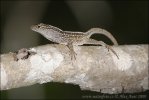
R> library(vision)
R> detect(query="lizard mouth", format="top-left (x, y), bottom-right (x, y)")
top-left (31, 23), bottom-right (44, 31)
top-left (31, 25), bottom-right (38, 31)
top-left (31, 25), bottom-right (35, 29)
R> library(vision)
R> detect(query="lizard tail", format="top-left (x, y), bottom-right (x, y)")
top-left (86, 28), bottom-right (118, 45)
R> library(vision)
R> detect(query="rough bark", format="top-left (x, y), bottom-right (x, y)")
top-left (0, 44), bottom-right (148, 94)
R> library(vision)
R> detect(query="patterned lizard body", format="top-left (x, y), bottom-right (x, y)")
top-left (31, 23), bottom-right (119, 59)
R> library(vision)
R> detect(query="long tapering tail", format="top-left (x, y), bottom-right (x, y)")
top-left (86, 28), bottom-right (118, 45)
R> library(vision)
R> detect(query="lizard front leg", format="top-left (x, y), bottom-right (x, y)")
top-left (85, 38), bottom-right (119, 59)
top-left (66, 42), bottom-right (77, 61)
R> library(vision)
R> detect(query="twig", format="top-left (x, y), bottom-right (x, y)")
top-left (0, 44), bottom-right (148, 94)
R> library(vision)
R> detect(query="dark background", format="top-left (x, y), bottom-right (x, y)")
top-left (1, 0), bottom-right (148, 99)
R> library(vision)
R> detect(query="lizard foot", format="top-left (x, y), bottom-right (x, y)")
top-left (70, 50), bottom-right (77, 61)
top-left (106, 45), bottom-right (119, 59)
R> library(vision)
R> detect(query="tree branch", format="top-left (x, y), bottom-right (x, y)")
top-left (0, 44), bottom-right (148, 94)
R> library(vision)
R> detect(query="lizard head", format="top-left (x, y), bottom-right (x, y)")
top-left (31, 23), bottom-right (48, 32)
top-left (31, 23), bottom-right (63, 34)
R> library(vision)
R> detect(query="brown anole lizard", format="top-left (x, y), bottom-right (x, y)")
top-left (31, 23), bottom-right (119, 60)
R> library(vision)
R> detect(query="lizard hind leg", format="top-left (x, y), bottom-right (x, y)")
top-left (85, 39), bottom-right (119, 59)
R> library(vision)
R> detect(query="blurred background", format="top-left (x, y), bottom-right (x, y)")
top-left (1, 0), bottom-right (148, 99)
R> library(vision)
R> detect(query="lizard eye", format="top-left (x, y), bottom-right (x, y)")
top-left (37, 25), bottom-right (41, 28)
